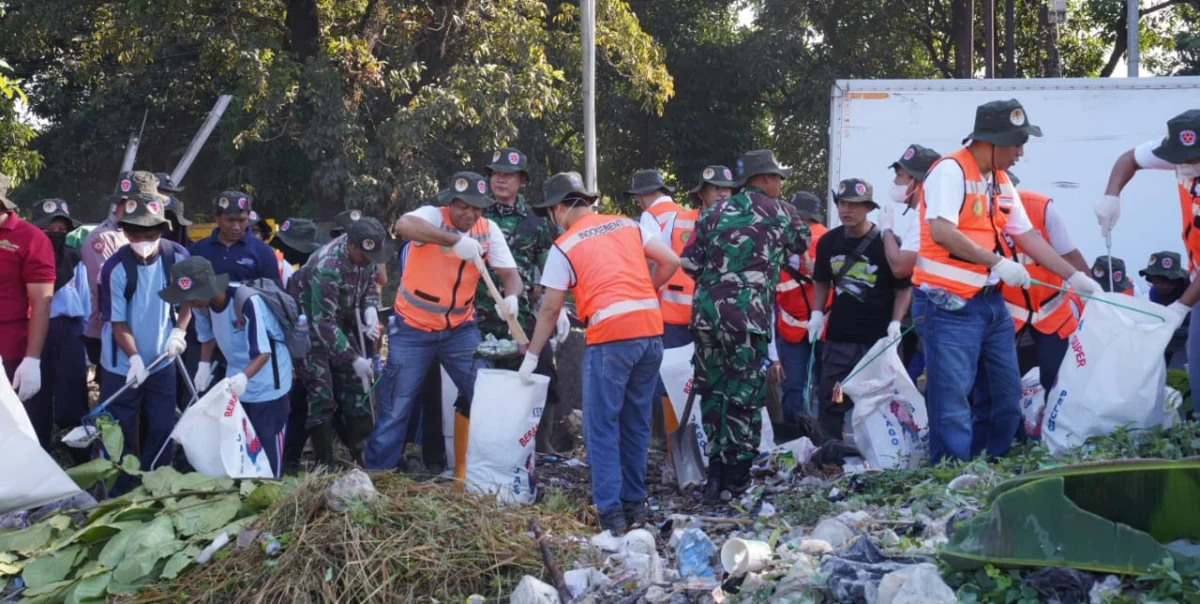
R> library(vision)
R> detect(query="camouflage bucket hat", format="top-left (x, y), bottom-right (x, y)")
top-left (158, 256), bottom-right (229, 306)
top-left (889, 144), bottom-right (941, 183)
top-left (1151, 109), bottom-right (1200, 165)
top-left (963, 99), bottom-right (1043, 147)
top-left (1139, 251), bottom-right (1188, 281)
top-left (31, 198), bottom-right (81, 230)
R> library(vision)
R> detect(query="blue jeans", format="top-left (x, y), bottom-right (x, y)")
top-left (582, 336), bottom-right (664, 515)
top-left (922, 289), bottom-right (1021, 463)
top-left (363, 320), bottom-right (483, 470)
top-left (1189, 303), bottom-right (1200, 415)
top-left (777, 338), bottom-right (820, 421)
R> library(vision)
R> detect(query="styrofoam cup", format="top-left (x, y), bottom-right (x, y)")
top-left (720, 538), bottom-right (772, 575)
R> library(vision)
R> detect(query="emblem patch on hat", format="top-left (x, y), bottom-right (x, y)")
top-left (1093, 267), bottom-right (1104, 278)
top-left (120, 179), bottom-right (132, 193)
top-left (837, 182), bottom-right (846, 195)
top-left (902, 147), bottom-right (916, 161)
top-left (1181, 130), bottom-right (1198, 147)
top-left (1150, 255), bottom-right (1158, 265)
top-left (42, 201), bottom-right (56, 214)
top-left (455, 178), bottom-right (468, 192)
top-left (281, 220), bottom-right (291, 232)
top-left (147, 201), bottom-right (161, 215)
top-left (237, 197), bottom-right (248, 209)
top-left (476, 179), bottom-right (487, 194)
top-left (854, 183), bottom-right (867, 196)
top-left (1010, 108), bottom-right (1026, 126)
top-left (350, 210), bottom-right (362, 221)
top-left (362, 238), bottom-right (377, 251)
top-left (249, 211), bottom-right (258, 221)
top-left (508, 152), bottom-right (520, 165)
top-left (125, 200), bottom-right (138, 214)
top-left (218, 197), bottom-right (229, 209)
top-left (1164, 256), bottom-right (1174, 269)
top-left (1114, 271), bottom-right (1123, 282)
top-left (723, 168), bottom-right (733, 180)
top-left (61, 202), bottom-right (68, 212)
top-left (702, 168), bottom-right (715, 180)
top-left (492, 151), bottom-right (501, 163)
top-left (178, 277), bottom-right (192, 291)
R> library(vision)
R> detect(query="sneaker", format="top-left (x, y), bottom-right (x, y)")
top-left (598, 509), bottom-right (628, 535)
top-left (623, 500), bottom-right (649, 527)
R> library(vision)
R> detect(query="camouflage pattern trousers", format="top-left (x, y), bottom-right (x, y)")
top-left (692, 329), bottom-right (770, 465)
top-left (299, 343), bottom-right (374, 442)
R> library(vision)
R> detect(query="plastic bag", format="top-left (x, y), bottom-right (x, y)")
top-left (464, 369), bottom-right (549, 504)
top-left (1042, 293), bottom-right (1178, 456)
top-left (0, 364), bottom-right (81, 514)
top-left (1019, 368), bottom-right (1045, 440)
top-left (171, 378), bottom-right (275, 478)
top-left (441, 366), bottom-right (458, 469)
top-left (841, 338), bottom-right (929, 469)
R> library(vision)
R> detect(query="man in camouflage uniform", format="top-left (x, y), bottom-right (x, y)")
top-left (681, 149), bottom-right (810, 501)
top-left (298, 217), bottom-right (388, 466)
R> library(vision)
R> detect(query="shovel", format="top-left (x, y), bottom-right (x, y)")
top-left (667, 386), bottom-right (705, 491)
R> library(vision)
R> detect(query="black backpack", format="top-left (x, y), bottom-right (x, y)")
top-left (118, 240), bottom-right (178, 305)
top-left (231, 278), bottom-right (308, 361)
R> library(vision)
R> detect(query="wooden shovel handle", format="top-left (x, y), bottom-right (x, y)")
top-left (474, 256), bottom-right (529, 345)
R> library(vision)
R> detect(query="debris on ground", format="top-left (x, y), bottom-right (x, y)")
top-left (323, 468), bottom-right (377, 512)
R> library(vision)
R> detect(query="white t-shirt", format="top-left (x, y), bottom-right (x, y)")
top-left (541, 221), bottom-right (658, 290)
top-left (638, 196), bottom-right (676, 247)
top-left (899, 207), bottom-right (921, 253)
top-left (405, 206), bottom-right (517, 269)
top-left (1134, 138), bottom-right (1182, 171)
top-left (1041, 201), bottom-right (1076, 255)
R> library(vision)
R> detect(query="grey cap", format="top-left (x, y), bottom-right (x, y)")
top-left (158, 256), bottom-right (229, 305)
top-left (213, 190), bottom-right (253, 216)
top-left (626, 169), bottom-right (675, 196)
top-left (833, 178), bottom-right (877, 207)
top-left (536, 172), bottom-right (597, 208)
top-left (31, 198), bottom-right (81, 230)
top-left (347, 216), bottom-right (390, 264)
top-left (963, 99), bottom-right (1043, 147)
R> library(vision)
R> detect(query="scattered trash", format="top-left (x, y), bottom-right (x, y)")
top-left (876, 562), bottom-right (956, 604)
top-left (758, 502), bottom-right (776, 518)
top-left (675, 528), bottom-right (717, 579)
top-left (810, 518), bottom-right (855, 550)
top-left (563, 568), bottom-right (608, 599)
top-left (799, 538), bottom-right (834, 556)
top-left (1088, 575), bottom-right (1122, 603)
top-left (510, 575), bottom-right (561, 604)
top-left (590, 530), bottom-right (622, 553)
top-left (1022, 567), bottom-right (1095, 603)
top-left (947, 473), bottom-right (983, 492)
top-left (194, 532), bottom-right (231, 565)
top-left (324, 468), bottom-right (377, 512)
top-left (720, 538), bottom-right (772, 576)
top-left (822, 536), bottom-right (930, 602)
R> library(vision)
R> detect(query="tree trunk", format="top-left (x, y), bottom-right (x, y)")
top-left (1040, 3), bottom-right (1062, 78)
top-left (952, 0), bottom-right (975, 78)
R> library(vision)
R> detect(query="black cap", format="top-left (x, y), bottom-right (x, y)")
top-left (273, 218), bottom-right (324, 255)
top-left (536, 172), bottom-right (597, 208)
top-left (0, 173), bottom-right (13, 211)
top-left (444, 171), bottom-right (495, 209)
top-left (154, 172), bottom-right (184, 194)
top-left (1151, 110), bottom-right (1200, 165)
top-left (1139, 251), bottom-right (1189, 281)
top-left (347, 216), bottom-right (390, 264)
top-left (689, 165), bottom-right (739, 195)
top-left (487, 148), bottom-right (528, 175)
top-left (889, 144), bottom-right (941, 182)
top-left (118, 195), bottom-right (172, 229)
top-left (736, 149), bottom-right (792, 186)
top-left (790, 192), bottom-right (825, 222)
top-left (626, 170), bottom-right (675, 196)
top-left (1092, 256), bottom-right (1133, 294)
top-left (963, 99), bottom-right (1043, 147)
top-left (31, 198), bottom-right (81, 230)
top-left (158, 256), bottom-right (230, 305)
top-left (213, 190), bottom-right (253, 216)
top-left (833, 178), bottom-right (877, 208)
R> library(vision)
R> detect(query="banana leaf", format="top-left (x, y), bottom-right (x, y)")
top-left (939, 459), bottom-right (1200, 574)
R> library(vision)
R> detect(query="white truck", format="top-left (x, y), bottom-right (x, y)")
top-left (827, 76), bottom-right (1200, 294)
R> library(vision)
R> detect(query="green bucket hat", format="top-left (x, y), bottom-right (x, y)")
top-left (789, 191), bottom-right (825, 222)
top-left (118, 195), bottom-right (172, 229)
top-left (833, 178), bottom-right (878, 209)
top-left (736, 150), bottom-right (792, 186)
top-left (963, 99), bottom-right (1043, 147)
top-left (535, 172), bottom-right (597, 208)
top-left (31, 198), bottom-right (81, 230)
top-left (444, 171), bottom-right (495, 209)
top-left (346, 216), bottom-right (391, 265)
top-left (273, 218), bottom-right (324, 255)
top-left (1139, 251), bottom-right (1188, 281)
top-left (1092, 256), bottom-right (1133, 294)
top-left (689, 165), bottom-right (739, 195)
top-left (626, 169), bottom-right (675, 196)
top-left (1150, 109), bottom-right (1200, 165)
top-left (213, 190), bottom-right (253, 216)
top-left (115, 171), bottom-right (169, 204)
top-left (157, 256), bottom-right (230, 305)
top-left (889, 144), bottom-right (941, 182)
top-left (487, 147), bottom-right (528, 175)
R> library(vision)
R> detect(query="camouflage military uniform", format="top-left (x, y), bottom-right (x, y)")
top-left (476, 194), bottom-right (555, 341)
top-left (297, 236), bottom-right (379, 461)
top-left (681, 186), bottom-right (810, 465)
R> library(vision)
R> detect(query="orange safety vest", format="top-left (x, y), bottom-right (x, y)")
top-left (1176, 174), bottom-right (1200, 273)
top-left (1000, 191), bottom-right (1080, 338)
top-left (913, 147), bottom-right (1015, 299)
top-left (393, 207), bottom-right (491, 331)
top-left (646, 201), bottom-right (696, 325)
top-left (556, 213), bottom-right (664, 345)
top-left (775, 223), bottom-right (831, 343)
top-left (274, 249), bottom-right (286, 281)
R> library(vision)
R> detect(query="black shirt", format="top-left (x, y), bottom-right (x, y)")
top-left (813, 225), bottom-right (912, 344)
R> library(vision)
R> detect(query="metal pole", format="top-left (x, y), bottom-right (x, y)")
top-left (984, 0), bottom-right (995, 78)
top-left (1127, 0), bottom-right (1139, 77)
top-left (1004, 0), bottom-right (1015, 77)
top-left (170, 94), bottom-right (232, 186)
top-left (581, 0), bottom-right (597, 191)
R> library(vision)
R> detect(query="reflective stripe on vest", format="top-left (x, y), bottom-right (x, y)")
top-left (1176, 174), bottom-right (1200, 274)
top-left (393, 207), bottom-right (490, 331)
top-left (1000, 190), bottom-right (1077, 337)
top-left (913, 147), bottom-right (1014, 299)
top-left (774, 223), bottom-right (829, 344)
top-left (659, 205), bottom-right (697, 326)
top-left (558, 213), bottom-right (664, 345)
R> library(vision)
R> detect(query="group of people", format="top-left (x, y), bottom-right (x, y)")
top-left (3, 100), bottom-right (1199, 536)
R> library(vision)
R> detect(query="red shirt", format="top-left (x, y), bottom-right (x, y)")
top-left (0, 211), bottom-right (55, 361)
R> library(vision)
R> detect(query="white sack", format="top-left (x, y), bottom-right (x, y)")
top-left (172, 379), bottom-right (275, 479)
top-left (465, 369), bottom-right (549, 505)
top-left (1019, 368), bottom-right (1045, 440)
top-left (0, 363), bottom-right (81, 514)
top-left (842, 338), bottom-right (929, 469)
top-left (659, 343), bottom-right (710, 466)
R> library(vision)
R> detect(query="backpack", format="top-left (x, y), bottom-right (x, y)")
top-left (118, 240), bottom-right (178, 305)
top-left (231, 278), bottom-right (308, 361)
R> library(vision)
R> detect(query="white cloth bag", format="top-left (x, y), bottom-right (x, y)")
top-left (1019, 368), bottom-right (1045, 440)
top-left (0, 363), bottom-right (81, 514)
top-left (464, 369), bottom-right (549, 505)
top-left (172, 379), bottom-right (275, 479)
top-left (842, 338), bottom-right (930, 469)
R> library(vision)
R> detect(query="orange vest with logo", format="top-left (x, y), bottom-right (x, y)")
top-left (776, 223), bottom-right (831, 343)
top-left (394, 207), bottom-right (491, 331)
top-left (646, 201), bottom-right (696, 325)
top-left (1176, 174), bottom-right (1200, 274)
top-left (557, 213), bottom-right (663, 345)
top-left (913, 147), bottom-right (1015, 299)
top-left (1000, 191), bottom-right (1080, 338)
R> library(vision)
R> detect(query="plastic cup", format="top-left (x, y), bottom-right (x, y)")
top-left (720, 538), bottom-right (772, 576)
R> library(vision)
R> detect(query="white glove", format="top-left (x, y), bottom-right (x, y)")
top-left (194, 361), bottom-right (214, 392)
top-left (227, 372), bottom-right (248, 397)
top-left (363, 307), bottom-right (380, 341)
top-left (126, 354), bottom-right (148, 387)
top-left (991, 257), bottom-right (1031, 288)
top-left (1095, 194), bottom-right (1121, 236)
top-left (503, 295), bottom-right (519, 320)
top-left (1167, 301), bottom-right (1191, 327)
top-left (879, 203), bottom-right (895, 233)
top-left (164, 327), bottom-right (187, 358)
top-left (806, 310), bottom-right (826, 344)
top-left (887, 321), bottom-right (902, 340)
top-left (519, 351), bottom-right (539, 385)
top-left (767, 337), bottom-right (779, 363)
top-left (1067, 272), bottom-right (1104, 297)
top-left (352, 356), bottom-right (373, 391)
top-left (554, 308), bottom-right (571, 344)
top-left (11, 357), bottom-right (41, 402)
top-left (452, 236), bottom-right (483, 262)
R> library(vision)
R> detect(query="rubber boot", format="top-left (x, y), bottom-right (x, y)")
top-left (343, 415), bottom-right (375, 466)
top-left (703, 460), bottom-right (724, 503)
top-left (725, 459), bottom-right (753, 495)
top-left (453, 412), bottom-right (470, 490)
top-left (309, 422), bottom-right (336, 468)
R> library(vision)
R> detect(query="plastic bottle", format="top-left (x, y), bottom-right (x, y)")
top-left (675, 528), bottom-right (716, 578)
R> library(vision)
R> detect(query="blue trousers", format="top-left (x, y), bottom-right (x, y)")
top-left (920, 289), bottom-right (1021, 463)
top-left (100, 363), bottom-right (177, 493)
top-left (582, 337), bottom-right (663, 515)
top-left (777, 337), bottom-right (820, 421)
top-left (24, 317), bottom-right (88, 449)
top-left (1189, 303), bottom-right (1200, 415)
top-left (243, 395), bottom-right (290, 478)
top-left (1031, 330), bottom-right (1069, 398)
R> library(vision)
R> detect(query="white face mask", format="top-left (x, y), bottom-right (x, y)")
top-left (130, 240), bottom-right (157, 258)
top-left (1178, 163), bottom-right (1200, 180)
top-left (889, 184), bottom-right (910, 205)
